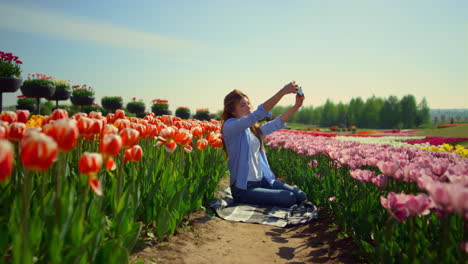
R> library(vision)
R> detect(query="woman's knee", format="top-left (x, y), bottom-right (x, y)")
top-left (281, 192), bottom-right (297, 207)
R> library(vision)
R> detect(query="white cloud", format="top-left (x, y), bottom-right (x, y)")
top-left (0, 3), bottom-right (192, 51)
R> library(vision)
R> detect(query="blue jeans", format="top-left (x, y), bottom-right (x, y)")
top-left (231, 177), bottom-right (307, 207)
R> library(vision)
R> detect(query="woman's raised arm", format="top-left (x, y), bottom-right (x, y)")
top-left (263, 81), bottom-right (299, 112)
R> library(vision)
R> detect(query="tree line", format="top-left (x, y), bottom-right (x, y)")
top-left (271, 95), bottom-right (431, 129)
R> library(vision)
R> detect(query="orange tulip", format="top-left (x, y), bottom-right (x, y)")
top-left (159, 126), bottom-right (176, 139)
top-left (0, 121), bottom-right (8, 140)
top-left (114, 109), bottom-right (125, 119)
top-left (102, 124), bottom-right (118, 137)
top-left (135, 124), bottom-right (147, 138)
top-left (100, 134), bottom-right (122, 157)
top-left (21, 132), bottom-right (58, 172)
top-left (50, 109), bottom-right (68, 121)
top-left (47, 119), bottom-right (79, 152)
top-left (78, 152), bottom-right (103, 176)
top-left (16, 110), bottom-right (30, 123)
top-left (88, 111), bottom-right (103, 119)
top-left (119, 128), bottom-right (140, 148)
top-left (165, 139), bottom-right (177, 152)
top-left (77, 117), bottom-right (93, 135)
top-left (72, 112), bottom-right (87, 121)
top-left (196, 138), bottom-right (208, 150)
top-left (0, 111), bottom-right (17, 124)
top-left (174, 128), bottom-right (192, 146)
top-left (146, 124), bottom-right (160, 139)
top-left (124, 145), bottom-right (143, 162)
top-left (0, 140), bottom-right (14, 181)
top-left (89, 119), bottom-right (104, 135)
top-left (8, 122), bottom-right (26, 142)
top-left (210, 138), bottom-right (223, 148)
top-left (190, 126), bottom-right (203, 139)
top-left (88, 177), bottom-right (103, 196)
top-left (114, 118), bottom-right (131, 130)
top-left (184, 144), bottom-right (193, 153)
top-left (106, 113), bottom-right (116, 124)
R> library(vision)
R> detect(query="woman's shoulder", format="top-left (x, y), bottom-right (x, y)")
top-left (223, 117), bottom-right (238, 126)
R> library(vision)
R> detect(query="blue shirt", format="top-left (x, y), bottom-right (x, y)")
top-left (222, 104), bottom-right (286, 190)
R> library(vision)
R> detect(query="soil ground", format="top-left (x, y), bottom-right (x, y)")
top-left (130, 177), bottom-right (366, 264)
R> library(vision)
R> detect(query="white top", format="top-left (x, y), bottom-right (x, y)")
top-left (247, 129), bottom-right (263, 182)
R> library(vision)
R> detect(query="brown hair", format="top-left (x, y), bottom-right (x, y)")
top-left (221, 89), bottom-right (264, 158)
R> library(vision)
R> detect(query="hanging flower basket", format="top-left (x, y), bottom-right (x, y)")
top-left (71, 95), bottom-right (95, 106)
top-left (101, 96), bottom-right (123, 111)
top-left (151, 99), bottom-right (169, 116)
top-left (0, 76), bottom-right (22, 93)
top-left (127, 98), bottom-right (146, 114)
top-left (175, 107), bottom-right (190, 119)
top-left (193, 108), bottom-right (210, 121)
top-left (71, 84), bottom-right (95, 106)
top-left (47, 79), bottom-right (71, 101)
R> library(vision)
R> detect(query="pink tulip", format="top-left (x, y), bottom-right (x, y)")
top-left (371, 174), bottom-right (388, 189)
top-left (377, 160), bottom-right (400, 177)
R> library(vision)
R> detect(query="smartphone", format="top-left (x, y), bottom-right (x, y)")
top-left (297, 87), bottom-right (304, 96)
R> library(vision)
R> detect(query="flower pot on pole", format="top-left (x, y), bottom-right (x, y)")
top-left (0, 76), bottom-right (22, 111)
top-left (21, 75), bottom-right (55, 115)
top-left (0, 51), bottom-right (23, 111)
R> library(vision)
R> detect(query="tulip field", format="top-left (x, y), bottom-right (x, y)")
top-left (265, 129), bottom-right (467, 263)
top-left (0, 109), bottom-right (226, 263)
top-left (0, 109), bottom-right (467, 263)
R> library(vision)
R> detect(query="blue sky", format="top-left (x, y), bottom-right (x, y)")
top-left (1, 0), bottom-right (467, 113)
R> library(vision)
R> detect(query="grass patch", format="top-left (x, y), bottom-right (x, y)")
top-left (416, 124), bottom-right (468, 138)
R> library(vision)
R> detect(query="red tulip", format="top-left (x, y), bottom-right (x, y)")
top-left (47, 119), bottom-right (79, 152)
top-left (196, 138), bottom-right (208, 150)
top-left (114, 118), bottom-right (131, 130)
top-left (88, 111), bottom-right (103, 119)
top-left (165, 139), bottom-right (177, 152)
top-left (77, 117), bottom-right (93, 135)
top-left (119, 128), bottom-right (140, 148)
top-left (115, 109), bottom-right (125, 119)
top-left (89, 119), bottom-right (104, 135)
top-left (146, 124), bottom-right (160, 139)
top-left (184, 144), bottom-right (193, 153)
top-left (50, 109), bottom-right (68, 121)
top-left (0, 111), bottom-right (17, 124)
top-left (0, 121), bottom-right (9, 140)
top-left (16, 110), bottom-right (30, 123)
top-left (124, 145), bottom-right (143, 162)
top-left (78, 152), bottom-right (103, 176)
top-left (0, 140), bottom-right (14, 181)
top-left (8, 122), bottom-right (26, 142)
top-left (174, 128), bottom-right (192, 146)
top-left (191, 126), bottom-right (203, 139)
top-left (88, 177), bottom-right (103, 196)
top-left (102, 124), bottom-right (118, 136)
top-left (21, 132), bottom-right (58, 172)
top-left (106, 113), bottom-right (116, 124)
top-left (100, 134), bottom-right (122, 157)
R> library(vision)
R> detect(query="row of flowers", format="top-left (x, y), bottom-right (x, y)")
top-left (264, 130), bottom-right (467, 262)
top-left (1, 108), bottom-right (223, 182)
top-left (267, 129), bottom-right (467, 221)
top-left (0, 108), bottom-right (226, 263)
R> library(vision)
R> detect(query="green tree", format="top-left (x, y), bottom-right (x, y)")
top-left (416, 97), bottom-right (431, 127)
top-left (321, 99), bottom-right (337, 127)
top-left (380, 96), bottom-right (401, 129)
top-left (400, 95), bottom-right (418, 128)
top-left (348, 97), bottom-right (365, 127)
top-left (336, 102), bottom-right (348, 127)
top-left (360, 96), bottom-right (383, 128)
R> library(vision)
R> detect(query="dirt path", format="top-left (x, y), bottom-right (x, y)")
top-left (131, 178), bottom-right (365, 264)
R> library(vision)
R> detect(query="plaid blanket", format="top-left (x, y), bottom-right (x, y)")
top-left (209, 188), bottom-right (318, 227)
